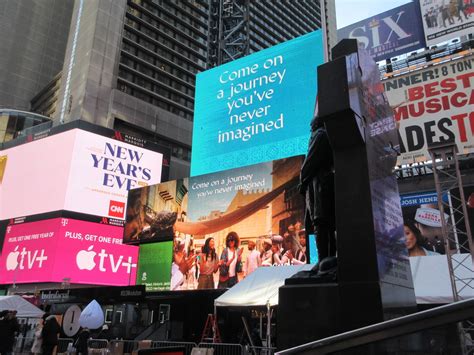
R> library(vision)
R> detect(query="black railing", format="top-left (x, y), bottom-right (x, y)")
top-left (379, 38), bottom-right (473, 76)
top-left (395, 153), bottom-right (474, 180)
top-left (277, 299), bottom-right (474, 354)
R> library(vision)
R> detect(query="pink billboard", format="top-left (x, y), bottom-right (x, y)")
top-left (0, 131), bottom-right (75, 220)
top-left (0, 128), bottom-right (164, 220)
top-left (0, 218), bottom-right (138, 285)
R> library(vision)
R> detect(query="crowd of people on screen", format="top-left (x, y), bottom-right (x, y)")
top-left (171, 222), bottom-right (307, 290)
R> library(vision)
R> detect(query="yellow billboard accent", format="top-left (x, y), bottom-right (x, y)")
top-left (0, 155), bottom-right (7, 184)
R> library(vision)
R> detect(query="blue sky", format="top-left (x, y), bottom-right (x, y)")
top-left (335, 0), bottom-right (412, 28)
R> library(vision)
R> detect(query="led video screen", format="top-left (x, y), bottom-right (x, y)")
top-left (0, 128), bottom-right (164, 220)
top-left (125, 156), bottom-right (307, 290)
top-left (136, 241), bottom-right (173, 291)
top-left (191, 31), bottom-right (325, 176)
top-left (0, 218), bottom-right (138, 285)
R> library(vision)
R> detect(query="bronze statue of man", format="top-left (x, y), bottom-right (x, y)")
top-left (299, 114), bottom-right (336, 262)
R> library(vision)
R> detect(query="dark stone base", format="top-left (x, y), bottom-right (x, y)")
top-left (277, 283), bottom-right (341, 351)
top-left (277, 282), bottom-right (387, 351)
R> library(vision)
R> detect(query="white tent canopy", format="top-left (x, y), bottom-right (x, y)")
top-left (410, 253), bottom-right (474, 303)
top-left (215, 254), bottom-right (474, 307)
top-left (0, 296), bottom-right (44, 318)
top-left (215, 265), bottom-right (313, 307)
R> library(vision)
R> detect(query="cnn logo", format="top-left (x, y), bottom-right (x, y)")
top-left (108, 200), bottom-right (125, 218)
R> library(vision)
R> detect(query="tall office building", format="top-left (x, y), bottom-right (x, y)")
top-left (208, 0), bottom-right (337, 66)
top-left (47, 0), bottom-right (208, 179)
top-left (32, 0), bottom-right (336, 179)
top-left (0, 0), bottom-right (73, 111)
top-left (251, 0), bottom-right (337, 53)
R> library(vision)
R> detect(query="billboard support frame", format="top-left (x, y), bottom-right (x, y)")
top-left (429, 142), bottom-right (474, 299)
top-left (429, 142), bottom-right (474, 355)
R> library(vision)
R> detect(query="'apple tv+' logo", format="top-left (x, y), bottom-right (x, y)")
top-left (6, 246), bottom-right (48, 270)
top-left (76, 245), bottom-right (137, 273)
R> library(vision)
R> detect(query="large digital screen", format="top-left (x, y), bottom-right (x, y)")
top-left (125, 156), bottom-right (307, 290)
top-left (124, 179), bottom-right (188, 244)
top-left (136, 241), bottom-right (173, 291)
top-left (191, 31), bottom-right (324, 176)
top-left (0, 218), bottom-right (138, 285)
top-left (383, 53), bottom-right (474, 165)
top-left (419, 0), bottom-right (474, 46)
top-left (0, 131), bottom-right (75, 220)
top-left (0, 128), bottom-right (164, 220)
top-left (338, 2), bottom-right (425, 62)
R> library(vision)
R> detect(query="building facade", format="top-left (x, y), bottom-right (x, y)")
top-left (208, 0), bottom-right (337, 66)
top-left (0, 109), bottom-right (51, 144)
top-left (248, 0), bottom-right (337, 57)
top-left (35, 0), bottom-right (336, 179)
top-left (0, 0), bottom-right (73, 111)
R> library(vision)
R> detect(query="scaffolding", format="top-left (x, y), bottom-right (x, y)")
top-left (429, 142), bottom-right (474, 355)
top-left (208, 0), bottom-right (250, 67)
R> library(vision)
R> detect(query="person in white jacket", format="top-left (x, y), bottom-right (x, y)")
top-left (245, 241), bottom-right (261, 276)
top-left (31, 319), bottom-right (43, 355)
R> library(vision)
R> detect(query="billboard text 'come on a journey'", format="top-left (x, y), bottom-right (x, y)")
top-left (191, 30), bottom-right (325, 176)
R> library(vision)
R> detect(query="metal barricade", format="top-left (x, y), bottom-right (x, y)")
top-left (198, 342), bottom-right (244, 355)
top-left (152, 341), bottom-right (198, 355)
top-left (13, 336), bottom-right (35, 354)
top-left (109, 340), bottom-right (139, 355)
top-left (245, 346), bottom-right (276, 355)
top-left (13, 337), bottom-right (73, 354)
top-left (88, 339), bottom-right (110, 354)
top-left (57, 338), bottom-right (75, 354)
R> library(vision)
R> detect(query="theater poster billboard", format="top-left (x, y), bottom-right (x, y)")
top-left (401, 192), bottom-right (449, 256)
top-left (191, 31), bottom-right (324, 176)
top-left (400, 189), bottom-right (474, 302)
top-left (125, 156), bottom-right (307, 290)
top-left (400, 188), bottom-right (474, 257)
top-left (419, 0), bottom-right (474, 46)
top-left (383, 53), bottom-right (474, 165)
top-left (338, 2), bottom-right (425, 62)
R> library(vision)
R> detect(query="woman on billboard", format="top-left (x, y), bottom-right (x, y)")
top-left (404, 221), bottom-right (440, 257)
top-left (218, 232), bottom-right (243, 288)
top-left (197, 237), bottom-right (220, 289)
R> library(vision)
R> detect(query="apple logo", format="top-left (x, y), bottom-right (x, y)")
top-left (6, 246), bottom-right (20, 271)
top-left (76, 246), bottom-right (97, 271)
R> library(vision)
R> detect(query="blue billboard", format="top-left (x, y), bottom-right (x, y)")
top-left (190, 30), bottom-right (325, 176)
top-left (338, 2), bottom-right (426, 62)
